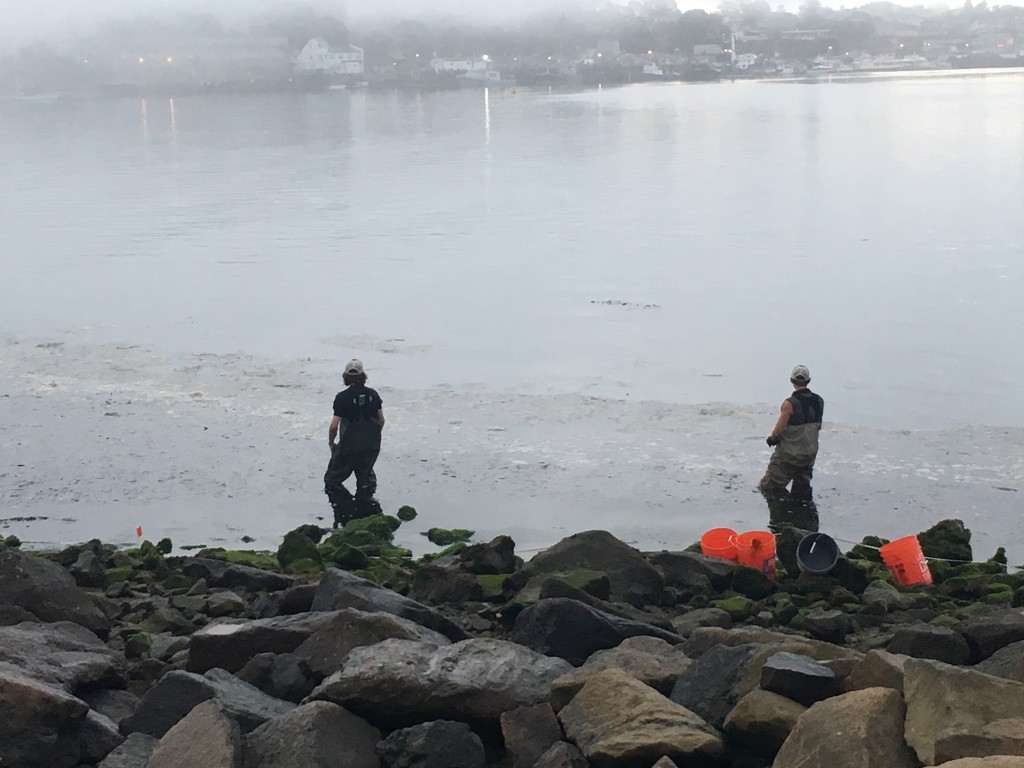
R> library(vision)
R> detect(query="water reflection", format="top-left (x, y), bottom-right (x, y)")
top-left (763, 486), bottom-right (820, 535)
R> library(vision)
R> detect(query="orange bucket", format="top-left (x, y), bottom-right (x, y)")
top-left (733, 530), bottom-right (776, 578)
top-left (701, 527), bottom-right (738, 561)
top-left (879, 535), bottom-right (933, 586)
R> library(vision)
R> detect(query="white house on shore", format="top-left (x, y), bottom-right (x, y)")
top-left (294, 38), bottom-right (364, 76)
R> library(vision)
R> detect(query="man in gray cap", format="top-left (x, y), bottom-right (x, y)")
top-left (760, 365), bottom-right (824, 531)
top-left (324, 359), bottom-right (385, 528)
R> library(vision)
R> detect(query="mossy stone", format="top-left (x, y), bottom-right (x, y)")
top-left (732, 566), bottom-right (777, 600)
top-left (4, 535), bottom-right (21, 549)
top-left (323, 542), bottom-right (370, 570)
top-left (846, 537), bottom-right (886, 563)
top-left (105, 566), bottom-right (134, 586)
top-left (917, 519), bottom-right (972, 563)
top-left (156, 538), bottom-right (173, 555)
top-left (425, 528), bottom-right (475, 546)
top-left (277, 530), bottom-right (323, 571)
top-left (124, 632), bottom-right (152, 659)
top-left (986, 582), bottom-right (1013, 594)
top-left (476, 574), bottom-right (506, 601)
top-left (287, 558), bottom-right (325, 575)
top-left (984, 591), bottom-right (1013, 605)
top-left (711, 595), bottom-right (755, 620)
top-left (195, 548), bottom-right (279, 570)
top-left (397, 505), bottom-right (418, 522)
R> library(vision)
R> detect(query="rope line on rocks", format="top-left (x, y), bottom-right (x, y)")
top-left (817, 534), bottom-right (1017, 569)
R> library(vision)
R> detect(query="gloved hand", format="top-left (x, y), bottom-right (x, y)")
top-left (766, 435), bottom-right (780, 447)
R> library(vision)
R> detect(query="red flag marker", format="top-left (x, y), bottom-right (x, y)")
top-left (136, 526), bottom-right (143, 537)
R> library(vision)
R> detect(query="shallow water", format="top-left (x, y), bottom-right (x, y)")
top-left (2, 73), bottom-right (1023, 560)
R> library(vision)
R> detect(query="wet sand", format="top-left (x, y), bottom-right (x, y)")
top-left (2, 335), bottom-right (1022, 563)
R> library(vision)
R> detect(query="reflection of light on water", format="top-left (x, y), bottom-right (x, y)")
top-left (169, 98), bottom-right (177, 141)
top-left (483, 87), bottom-right (491, 145)
top-left (140, 98), bottom-right (148, 139)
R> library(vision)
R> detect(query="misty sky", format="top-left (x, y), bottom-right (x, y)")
top-left (3, 0), bottom-right (954, 48)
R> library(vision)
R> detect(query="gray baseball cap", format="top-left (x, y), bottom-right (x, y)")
top-left (345, 359), bottom-right (365, 375)
top-left (790, 365), bottom-right (811, 382)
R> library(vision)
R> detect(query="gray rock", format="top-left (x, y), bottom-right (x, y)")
top-left (681, 625), bottom-right (854, 658)
top-left (931, 718), bottom-right (1024, 765)
top-left (149, 633), bottom-right (190, 662)
top-left (311, 569), bottom-right (467, 641)
top-left (78, 709), bottom-right (125, 764)
top-left (82, 689), bottom-right (141, 726)
top-left (801, 607), bottom-right (852, 644)
top-left (96, 732), bottom-right (158, 768)
top-left (147, 700), bottom-right (242, 768)
top-left (120, 669), bottom-right (294, 738)
top-left (0, 620), bottom-right (127, 693)
top-left (550, 635), bottom-right (691, 709)
top-left (515, 530), bottom-right (664, 607)
top-left (70, 550), bottom-right (107, 588)
top-left (0, 668), bottom-right (90, 768)
top-left (977, 640), bottom-right (1024, 683)
top-left (722, 689), bottom-right (805, 757)
top-left (243, 701), bottom-right (380, 768)
top-left (670, 607), bottom-right (733, 637)
top-left (188, 609), bottom-right (449, 677)
top-left (648, 550), bottom-right (738, 592)
top-left (408, 565), bottom-right (484, 604)
top-left (559, 668), bottom-right (724, 767)
top-left (500, 703), bottom-right (563, 768)
top-left (887, 624), bottom-right (970, 665)
top-left (904, 657), bottom-right (1024, 765)
top-left (376, 720), bottom-right (486, 768)
top-left (455, 535), bottom-right (518, 574)
top-left (843, 649), bottom-right (909, 692)
top-left (531, 742), bottom-right (589, 768)
top-left (141, 606), bottom-right (194, 636)
top-left (207, 591), bottom-right (248, 618)
top-left (308, 638), bottom-right (571, 727)
top-left (0, 550), bottom-right (111, 637)
top-left (669, 642), bottom-right (760, 728)
top-left (760, 651), bottom-right (841, 707)
top-left (510, 598), bottom-right (683, 666)
top-left (0, 604), bottom-right (40, 625)
top-left (935, 759), bottom-right (1024, 768)
top-left (237, 653), bottom-right (316, 703)
top-left (773, 688), bottom-right (918, 768)
top-left (182, 558), bottom-right (294, 593)
top-left (957, 611), bottom-right (1024, 663)
top-left (862, 580), bottom-right (917, 612)
top-left (252, 584), bottom-right (318, 618)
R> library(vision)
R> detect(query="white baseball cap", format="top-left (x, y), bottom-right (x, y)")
top-left (790, 365), bottom-right (811, 382)
top-left (345, 359), bottom-right (365, 375)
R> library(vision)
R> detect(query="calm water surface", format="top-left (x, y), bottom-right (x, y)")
top-left (2, 71), bottom-right (1023, 429)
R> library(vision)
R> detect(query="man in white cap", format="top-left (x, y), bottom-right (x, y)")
top-left (760, 365), bottom-right (824, 530)
top-left (324, 359), bottom-right (385, 527)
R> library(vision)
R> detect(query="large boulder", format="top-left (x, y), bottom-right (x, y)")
top-left (774, 687), bottom-right (917, 768)
top-left (147, 700), bottom-right (242, 768)
top-left (516, 531), bottom-right (665, 607)
top-left (557, 668), bottom-right (724, 767)
top-left (182, 558), bottom-right (294, 593)
top-left (0, 620), bottom-right (127, 693)
top-left (120, 669), bottom-right (294, 737)
top-left (0, 668), bottom-right (93, 768)
top-left (977, 640), bottom-right (1024, 683)
top-left (500, 703), bottom-right (564, 768)
top-left (647, 550), bottom-right (738, 593)
top-left (511, 598), bottom-right (682, 666)
top-left (532, 743), bottom-right (589, 768)
top-left (376, 720), bottom-right (486, 768)
top-left (188, 609), bottom-right (448, 676)
top-left (760, 652), bottom-right (842, 707)
top-left (550, 636), bottom-right (691, 709)
top-left (311, 569), bottom-right (466, 641)
top-left (0, 551), bottom-right (111, 637)
top-left (904, 658), bottom-right (1024, 765)
top-left (844, 650), bottom-right (909, 692)
top-left (96, 732), bottom-right (158, 768)
top-left (669, 643), bottom-right (761, 728)
top-left (887, 625), bottom-right (970, 665)
top-left (957, 611), bottom-right (1024, 663)
top-left (243, 701), bottom-right (380, 768)
top-left (237, 653), bottom-right (317, 704)
top-left (456, 535), bottom-right (518, 575)
top-left (307, 638), bottom-right (571, 728)
top-left (723, 689), bottom-right (805, 757)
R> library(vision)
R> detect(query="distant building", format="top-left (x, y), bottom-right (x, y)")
top-left (693, 44), bottom-right (725, 56)
top-left (294, 38), bottom-right (364, 76)
top-left (430, 58), bottom-right (486, 73)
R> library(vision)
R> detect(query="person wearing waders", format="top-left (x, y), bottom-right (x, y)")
top-left (760, 365), bottom-right (823, 533)
top-left (324, 359), bottom-right (385, 528)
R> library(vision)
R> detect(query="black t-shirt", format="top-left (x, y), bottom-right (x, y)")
top-left (332, 385), bottom-right (383, 452)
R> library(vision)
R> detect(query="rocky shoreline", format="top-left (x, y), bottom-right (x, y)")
top-left (3, 513), bottom-right (1024, 768)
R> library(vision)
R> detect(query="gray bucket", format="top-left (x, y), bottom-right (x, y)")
top-left (796, 532), bottom-right (840, 575)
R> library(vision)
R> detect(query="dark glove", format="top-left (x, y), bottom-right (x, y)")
top-left (766, 435), bottom-right (780, 447)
